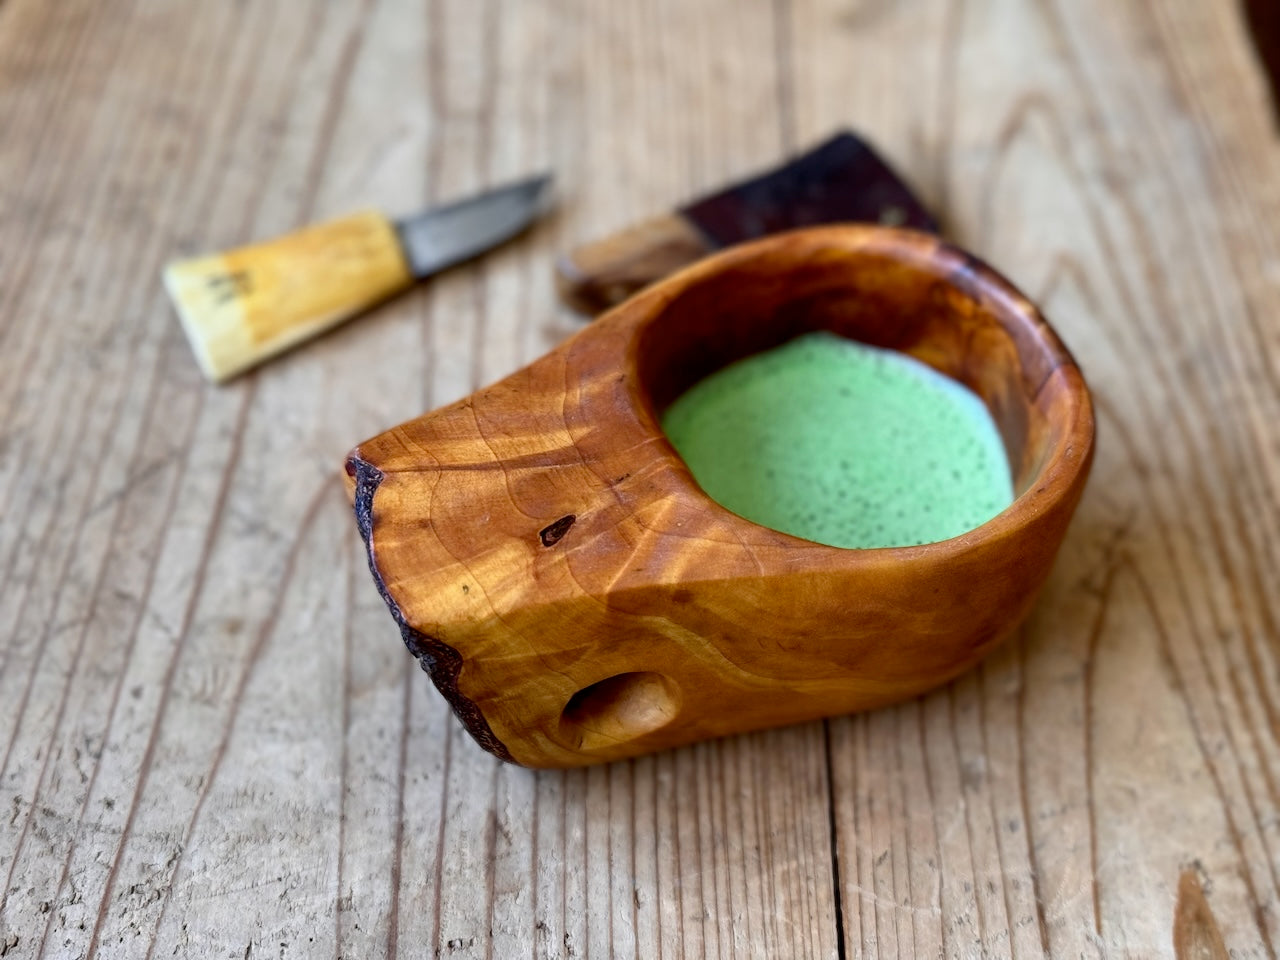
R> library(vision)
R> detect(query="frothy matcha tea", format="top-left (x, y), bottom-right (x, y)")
top-left (661, 332), bottom-right (1014, 549)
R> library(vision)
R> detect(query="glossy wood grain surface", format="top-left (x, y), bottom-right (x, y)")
top-left (2, 0), bottom-right (1279, 957)
top-left (350, 227), bottom-right (1094, 768)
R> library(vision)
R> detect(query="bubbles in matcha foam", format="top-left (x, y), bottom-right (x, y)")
top-left (661, 332), bottom-right (1014, 549)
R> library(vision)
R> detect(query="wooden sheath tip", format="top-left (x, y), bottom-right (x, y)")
top-left (554, 213), bottom-right (712, 315)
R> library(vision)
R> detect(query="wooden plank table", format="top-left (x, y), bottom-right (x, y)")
top-left (2, 1), bottom-right (1278, 956)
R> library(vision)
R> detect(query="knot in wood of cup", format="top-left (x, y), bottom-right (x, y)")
top-left (345, 226), bottom-right (1095, 768)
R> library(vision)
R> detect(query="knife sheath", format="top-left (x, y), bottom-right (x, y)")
top-left (555, 131), bottom-right (937, 315)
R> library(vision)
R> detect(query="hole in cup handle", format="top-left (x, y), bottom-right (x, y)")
top-left (559, 672), bottom-right (682, 752)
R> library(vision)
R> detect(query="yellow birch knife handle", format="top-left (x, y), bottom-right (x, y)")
top-left (163, 210), bottom-right (413, 383)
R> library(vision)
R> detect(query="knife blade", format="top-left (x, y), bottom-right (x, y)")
top-left (554, 132), bottom-right (935, 315)
top-left (164, 173), bottom-right (552, 383)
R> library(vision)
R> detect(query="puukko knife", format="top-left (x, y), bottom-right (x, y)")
top-left (164, 174), bottom-right (553, 383)
top-left (554, 131), bottom-right (936, 315)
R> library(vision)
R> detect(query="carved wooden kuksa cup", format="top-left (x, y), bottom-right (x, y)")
top-left (345, 226), bottom-right (1095, 768)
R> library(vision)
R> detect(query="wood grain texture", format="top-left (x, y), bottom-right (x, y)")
top-left (0, 0), bottom-right (1277, 957)
top-left (349, 227), bottom-right (1094, 768)
top-left (1174, 869), bottom-right (1230, 960)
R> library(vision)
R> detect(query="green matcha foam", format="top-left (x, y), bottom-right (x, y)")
top-left (661, 332), bottom-right (1014, 549)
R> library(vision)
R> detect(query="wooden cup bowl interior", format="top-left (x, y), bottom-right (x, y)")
top-left (633, 228), bottom-right (1081, 502)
